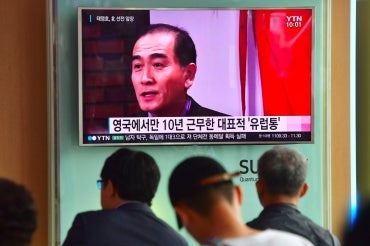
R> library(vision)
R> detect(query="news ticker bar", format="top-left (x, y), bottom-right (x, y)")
top-left (108, 116), bottom-right (311, 134)
top-left (83, 131), bottom-right (311, 144)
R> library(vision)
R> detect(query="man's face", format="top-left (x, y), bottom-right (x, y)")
top-left (131, 32), bottom-right (195, 116)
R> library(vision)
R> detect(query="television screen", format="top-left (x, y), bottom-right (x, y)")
top-left (78, 7), bottom-right (313, 146)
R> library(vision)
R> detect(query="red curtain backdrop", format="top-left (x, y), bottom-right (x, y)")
top-left (241, 9), bottom-right (312, 116)
top-left (239, 10), bottom-right (248, 116)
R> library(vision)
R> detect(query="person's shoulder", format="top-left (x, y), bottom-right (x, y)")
top-left (188, 97), bottom-right (230, 116)
top-left (140, 212), bottom-right (189, 245)
top-left (299, 211), bottom-right (336, 235)
top-left (203, 108), bottom-right (230, 117)
top-left (120, 203), bottom-right (188, 244)
top-left (130, 111), bottom-right (147, 117)
top-left (74, 210), bottom-right (101, 218)
top-left (261, 229), bottom-right (314, 246)
top-left (72, 209), bottom-right (119, 222)
top-left (223, 230), bottom-right (313, 246)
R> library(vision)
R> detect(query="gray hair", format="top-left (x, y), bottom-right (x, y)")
top-left (257, 146), bottom-right (307, 196)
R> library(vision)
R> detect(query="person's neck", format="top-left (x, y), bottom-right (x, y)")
top-left (262, 194), bottom-right (299, 207)
top-left (105, 197), bottom-right (126, 210)
top-left (200, 202), bottom-right (259, 243)
top-left (150, 95), bottom-right (189, 117)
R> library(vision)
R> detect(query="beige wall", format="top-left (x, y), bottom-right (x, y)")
top-left (0, 0), bottom-right (353, 245)
top-left (0, 0), bottom-right (48, 245)
top-left (330, 0), bottom-right (351, 240)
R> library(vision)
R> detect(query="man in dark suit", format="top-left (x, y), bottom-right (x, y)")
top-left (133, 95), bottom-right (228, 117)
top-left (131, 23), bottom-right (228, 117)
top-left (63, 148), bottom-right (188, 246)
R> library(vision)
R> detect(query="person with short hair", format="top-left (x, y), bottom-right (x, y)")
top-left (247, 146), bottom-right (341, 246)
top-left (0, 178), bottom-right (37, 246)
top-left (168, 156), bottom-right (313, 245)
top-left (131, 23), bottom-right (229, 117)
top-left (63, 148), bottom-right (188, 246)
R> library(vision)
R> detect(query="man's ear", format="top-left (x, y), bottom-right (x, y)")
top-left (234, 185), bottom-right (243, 205)
top-left (106, 180), bottom-right (117, 197)
top-left (299, 182), bottom-right (309, 198)
top-left (256, 179), bottom-right (263, 196)
top-left (184, 63), bottom-right (196, 89)
top-left (174, 204), bottom-right (190, 228)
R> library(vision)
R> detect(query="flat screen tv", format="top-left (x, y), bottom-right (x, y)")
top-left (78, 7), bottom-right (314, 146)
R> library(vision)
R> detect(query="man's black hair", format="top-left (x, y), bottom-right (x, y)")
top-left (0, 178), bottom-right (37, 246)
top-left (135, 23), bottom-right (197, 66)
top-left (169, 156), bottom-right (238, 226)
top-left (101, 148), bottom-right (160, 206)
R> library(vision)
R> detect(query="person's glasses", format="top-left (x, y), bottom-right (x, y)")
top-left (97, 179), bottom-right (103, 190)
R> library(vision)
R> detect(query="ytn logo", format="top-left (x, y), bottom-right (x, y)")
top-left (286, 15), bottom-right (303, 22)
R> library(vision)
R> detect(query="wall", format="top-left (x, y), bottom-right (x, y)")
top-left (0, 0), bottom-right (48, 246)
top-left (356, 0), bottom-right (370, 200)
